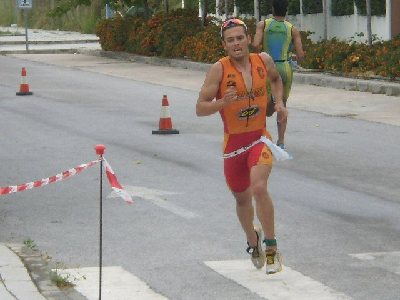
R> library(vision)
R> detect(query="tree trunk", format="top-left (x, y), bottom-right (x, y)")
top-left (201, 0), bottom-right (208, 27)
top-left (143, 0), bottom-right (150, 19)
top-left (164, 0), bottom-right (169, 14)
top-left (225, 0), bottom-right (229, 18)
top-left (216, 0), bottom-right (221, 18)
top-left (366, 0), bottom-right (372, 46)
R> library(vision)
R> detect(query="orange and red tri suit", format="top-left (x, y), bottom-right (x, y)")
top-left (218, 54), bottom-right (273, 193)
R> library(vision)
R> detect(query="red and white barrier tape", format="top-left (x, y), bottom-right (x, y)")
top-left (104, 158), bottom-right (133, 204)
top-left (0, 158), bottom-right (133, 204)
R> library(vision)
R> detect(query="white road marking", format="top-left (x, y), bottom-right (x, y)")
top-left (205, 260), bottom-right (351, 300)
top-left (57, 266), bottom-right (168, 300)
top-left (349, 251), bottom-right (400, 275)
top-left (107, 185), bottom-right (198, 219)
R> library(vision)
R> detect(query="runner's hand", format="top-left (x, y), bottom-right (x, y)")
top-left (222, 86), bottom-right (237, 106)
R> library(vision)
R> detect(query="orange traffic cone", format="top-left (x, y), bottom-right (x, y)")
top-left (16, 67), bottom-right (33, 96)
top-left (152, 95), bottom-right (179, 134)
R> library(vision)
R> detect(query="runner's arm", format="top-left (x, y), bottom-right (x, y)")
top-left (196, 62), bottom-right (237, 116)
top-left (260, 52), bottom-right (288, 122)
top-left (252, 21), bottom-right (265, 53)
top-left (292, 27), bottom-right (304, 63)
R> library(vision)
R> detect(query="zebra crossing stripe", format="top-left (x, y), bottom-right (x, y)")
top-left (349, 251), bottom-right (400, 275)
top-left (205, 260), bottom-right (352, 300)
top-left (56, 266), bottom-right (168, 300)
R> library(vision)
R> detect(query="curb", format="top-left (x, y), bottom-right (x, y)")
top-left (81, 49), bottom-right (400, 97)
top-left (1, 49), bottom-right (82, 55)
top-left (85, 49), bottom-right (212, 72)
top-left (0, 40), bottom-right (99, 45)
top-left (7, 244), bottom-right (87, 300)
top-left (294, 71), bottom-right (400, 97)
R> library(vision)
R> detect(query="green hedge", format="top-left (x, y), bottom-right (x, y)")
top-left (96, 10), bottom-right (400, 80)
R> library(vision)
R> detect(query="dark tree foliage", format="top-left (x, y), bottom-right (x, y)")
top-left (331, 0), bottom-right (354, 16)
top-left (302, 0), bottom-right (322, 14)
top-left (288, 0), bottom-right (300, 15)
top-left (355, 0), bottom-right (385, 16)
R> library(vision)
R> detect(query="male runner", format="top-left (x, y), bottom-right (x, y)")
top-left (196, 18), bottom-right (287, 274)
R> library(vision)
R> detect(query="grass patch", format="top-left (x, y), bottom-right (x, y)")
top-left (23, 238), bottom-right (38, 251)
top-left (50, 262), bottom-right (75, 289)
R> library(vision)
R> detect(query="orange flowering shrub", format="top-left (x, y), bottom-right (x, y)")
top-left (374, 37), bottom-right (400, 78)
top-left (300, 32), bottom-right (400, 79)
top-left (126, 9), bottom-right (203, 57)
top-left (96, 10), bottom-right (399, 80)
top-left (174, 17), bottom-right (224, 63)
top-left (96, 15), bottom-right (129, 51)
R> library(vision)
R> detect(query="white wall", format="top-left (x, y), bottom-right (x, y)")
top-left (279, 13), bottom-right (387, 42)
top-left (207, 0), bottom-right (392, 42)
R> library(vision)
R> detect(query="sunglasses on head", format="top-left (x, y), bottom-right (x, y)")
top-left (220, 18), bottom-right (248, 39)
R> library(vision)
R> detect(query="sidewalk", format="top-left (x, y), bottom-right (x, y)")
top-left (0, 243), bottom-right (46, 300)
top-left (95, 50), bottom-right (400, 97)
top-left (0, 243), bottom-right (85, 300)
top-left (0, 26), bottom-right (100, 54)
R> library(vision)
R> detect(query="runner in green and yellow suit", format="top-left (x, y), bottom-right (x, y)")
top-left (253, 0), bottom-right (304, 150)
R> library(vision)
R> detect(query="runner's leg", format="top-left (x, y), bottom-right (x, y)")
top-left (249, 163), bottom-right (276, 251)
top-left (233, 189), bottom-right (258, 246)
top-left (276, 62), bottom-right (293, 146)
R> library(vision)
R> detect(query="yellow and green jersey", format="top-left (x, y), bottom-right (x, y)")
top-left (263, 17), bottom-right (295, 101)
top-left (263, 18), bottom-right (293, 62)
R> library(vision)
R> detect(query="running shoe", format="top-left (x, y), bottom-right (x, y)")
top-left (246, 226), bottom-right (265, 269)
top-left (265, 250), bottom-right (283, 274)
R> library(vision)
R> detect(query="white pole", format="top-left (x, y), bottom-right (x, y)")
top-left (216, 0), bottom-right (221, 18)
top-left (354, 1), bottom-right (359, 41)
top-left (182, 0), bottom-right (184, 9)
top-left (354, 2), bottom-right (362, 41)
top-left (386, 0), bottom-right (391, 39)
top-left (300, 0), bottom-right (303, 31)
top-left (234, 0), bottom-right (238, 17)
top-left (366, 0), bottom-right (372, 46)
top-left (254, 0), bottom-right (259, 21)
top-left (323, 0), bottom-right (327, 40)
top-left (199, 0), bottom-right (203, 17)
top-left (327, 0), bottom-right (331, 39)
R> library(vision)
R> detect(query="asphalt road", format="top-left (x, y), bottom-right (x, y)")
top-left (0, 54), bottom-right (399, 300)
